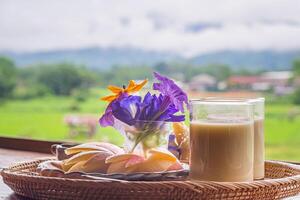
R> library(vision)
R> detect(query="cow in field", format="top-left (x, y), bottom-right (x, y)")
top-left (64, 115), bottom-right (98, 138)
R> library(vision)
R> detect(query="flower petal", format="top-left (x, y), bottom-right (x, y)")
top-left (126, 80), bottom-right (136, 91)
top-left (130, 79), bottom-right (148, 93)
top-left (99, 104), bottom-right (114, 127)
top-left (107, 85), bottom-right (123, 93)
top-left (111, 95), bottom-right (142, 126)
top-left (101, 94), bottom-right (118, 102)
top-left (153, 72), bottom-right (188, 113)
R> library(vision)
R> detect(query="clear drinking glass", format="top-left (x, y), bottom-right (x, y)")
top-left (189, 99), bottom-right (254, 182)
top-left (249, 98), bottom-right (265, 180)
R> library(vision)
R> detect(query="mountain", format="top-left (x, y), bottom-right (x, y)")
top-left (1, 47), bottom-right (300, 70)
top-left (0, 47), bottom-right (180, 69)
top-left (191, 50), bottom-right (300, 71)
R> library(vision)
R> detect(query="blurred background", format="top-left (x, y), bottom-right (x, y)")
top-left (0, 0), bottom-right (300, 161)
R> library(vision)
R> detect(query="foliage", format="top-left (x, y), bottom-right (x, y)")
top-left (12, 84), bottom-right (51, 99)
top-left (101, 65), bottom-right (152, 86)
top-left (23, 63), bottom-right (96, 96)
top-left (293, 88), bottom-right (300, 105)
top-left (72, 89), bottom-right (89, 102)
top-left (201, 64), bottom-right (232, 81)
top-left (292, 59), bottom-right (300, 105)
top-left (292, 59), bottom-right (300, 76)
top-left (0, 57), bottom-right (17, 98)
top-left (154, 62), bottom-right (232, 82)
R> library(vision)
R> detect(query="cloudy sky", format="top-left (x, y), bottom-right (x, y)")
top-left (0, 0), bottom-right (300, 57)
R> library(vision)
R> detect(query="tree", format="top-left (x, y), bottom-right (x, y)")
top-left (292, 59), bottom-right (300, 76)
top-left (0, 57), bottom-right (17, 98)
top-left (203, 64), bottom-right (232, 81)
top-left (103, 65), bottom-right (152, 85)
top-left (292, 59), bottom-right (300, 105)
top-left (34, 63), bottom-right (94, 95)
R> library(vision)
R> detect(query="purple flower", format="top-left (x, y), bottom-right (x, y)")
top-left (111, 95), bottom-right (142, 126)
top-left (153, 72), bottom-right (188, 113)
top-left (110, 92), bottom-right (185, 127)
top-left (100, 72), bottom-right (187, 132)
top-left (139, 92), bottom-right (184, 122)
top-left (99, 93), bottom-right (129, 127)
top-left (99, 103), bottom-right (114, 127)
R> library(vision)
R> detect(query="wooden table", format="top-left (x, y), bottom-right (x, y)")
top-left (0, 148), bottom-right (50, 200)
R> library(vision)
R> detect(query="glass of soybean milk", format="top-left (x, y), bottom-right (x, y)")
top-left (189, 99), bottom-right (254, 182)
top-left (249, 98), bottom-right (265, 180)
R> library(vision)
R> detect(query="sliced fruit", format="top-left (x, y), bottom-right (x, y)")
top-left (106, 153), bottom-right (145, 174)
top-left (105, 153), bottom-right (140, 164)
top-left (135, 149), bottom-right (182, 172)
top-left (64, 151), bottom-right (101, 166)
top-left (65, 146), bottom-right (107, 155)
top-left (136, 160), bottom-right (173, 172)
top-left (172, 122), bottom-right (188, 145)
top-left (64, 142), bottom-right (123, 155)
top-left (147, 149), bottom-right (177, 162)
top-left (81, 152), bottom-right (113, 173)
top-left (106, 160), bottom-right (140, 174)
top-left (107, 160), bottom-right (126, 174)
top-left (167, 160), bottom-right (183, 171)
top-left (67, 161), bottom-right (86, 173)
top-left (93, 142), bottom-right (124, 154)
top-left (124, 155), bottom-right (145, 168)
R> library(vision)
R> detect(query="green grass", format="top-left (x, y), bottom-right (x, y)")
top-left (264, 104), bottom-right (300, 161)
top-left (0, 91), bottom-right (299, 161)
top-left (0, 88), bottom-right (123, 145)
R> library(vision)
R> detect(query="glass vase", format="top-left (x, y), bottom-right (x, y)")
top-left (114, 120), bottom-right (171, 157)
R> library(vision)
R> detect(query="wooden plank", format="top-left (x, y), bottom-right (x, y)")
top-left (0, 136), bottom-right (77, 154)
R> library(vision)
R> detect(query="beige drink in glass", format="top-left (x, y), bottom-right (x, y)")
top-left (189, 99), bottom-right (254, 182)
top-left (249, 98), bottom-right (265, 180)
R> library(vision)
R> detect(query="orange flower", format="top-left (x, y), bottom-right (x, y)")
top-left (101, 79), bottom-right (148, 102)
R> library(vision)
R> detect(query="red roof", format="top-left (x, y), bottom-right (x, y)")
top-left (228, 76), bottom-right (262, 84)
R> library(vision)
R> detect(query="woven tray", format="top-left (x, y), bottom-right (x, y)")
top-left (1, 158), bottom-right (300, 200)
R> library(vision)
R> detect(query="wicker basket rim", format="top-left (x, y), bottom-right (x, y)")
top-left (1, 158), bottom-right (300, 188)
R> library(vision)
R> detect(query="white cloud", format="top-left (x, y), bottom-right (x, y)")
top-left (0, 0), bottom-right (300, 57)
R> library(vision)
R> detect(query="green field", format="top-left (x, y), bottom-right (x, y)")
top-left (0, 89), bottom-right (299, 161)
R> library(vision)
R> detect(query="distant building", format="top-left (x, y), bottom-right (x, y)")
top-left (261, 71), bottom-right (292, 86)
top-left (227, 71), bottom-right (294, 95)
top-left (261, 71), bottom-right (293, 95)
top-left (189, 74), bottom-right (217, 91)
top-left (228, 76), bottom-right (262, 90)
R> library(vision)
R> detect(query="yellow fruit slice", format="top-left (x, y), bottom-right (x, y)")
top-left (81, 152), bottom-right (113, 173)
top-left (93, 142), bottom-right (124, 154)
top-left (61, 161), bottom-right (73, 172)
top-left (124, 155), bottom-right (145, 168)
top-left (105, 153), bottom-right (145, 174)
top-left (64, 151), bottom-right (101, 166)
top-left (167, 160), bottom-right (183, 171)
top-left (67, 161), bottom-right (86, 173)
top-left (105, 153), bottom-right (139, 164)
top-left (172, 122), bottom-right (187, 144)
top-left (134, 149), bottom-right (182, 173)
top-left (136, 160), bottom-right (173, 172)
top-left (65, 142), bottom-right (123, 155)
top-left (106, 160), bottom-right (139, 174)
top-left (65, 146), bottom-right (107, 155)
top-left (173, 122), bottom-right (185, 134)
top-left (106, 160), bottom-right (127, 174)
top-left (147, 149), bottom-right (177, 162)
